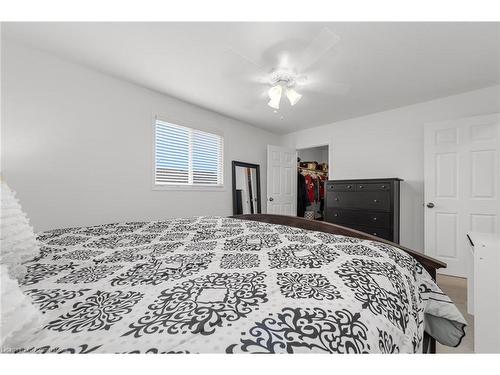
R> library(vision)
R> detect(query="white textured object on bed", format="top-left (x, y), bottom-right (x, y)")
top-left (1, 181), bottom-right (40, 280)
top-left (0, 265), bottom-right (44, 348)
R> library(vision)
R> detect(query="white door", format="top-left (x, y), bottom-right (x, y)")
top-left (267, 145), bottom-right (297, 215)
top-left (424, 114), bottom-right (500, 277)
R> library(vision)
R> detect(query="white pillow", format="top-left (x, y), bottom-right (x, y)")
top-left (1, 181), bottom-right (40, 280)
top-left (0, 264), bottom-right (43, 349)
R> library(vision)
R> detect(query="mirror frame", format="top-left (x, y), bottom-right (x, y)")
top-left (231, 161), bottom-right (262, 215)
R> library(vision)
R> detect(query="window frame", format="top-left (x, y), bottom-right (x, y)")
top-left (152, 115), bottom-right (225, 191)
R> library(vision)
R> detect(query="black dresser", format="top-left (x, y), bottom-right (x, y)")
top-left (324, 178), bottom-right (402, 243)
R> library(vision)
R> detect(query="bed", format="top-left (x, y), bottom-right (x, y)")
top-left (9, 214), bottom-right (466, 354)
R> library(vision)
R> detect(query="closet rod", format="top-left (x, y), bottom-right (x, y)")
top-left (298, 166), bottom-right (328, 175)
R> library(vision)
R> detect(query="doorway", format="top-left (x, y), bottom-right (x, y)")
top-left (297, 145), bottom-right (330, 220)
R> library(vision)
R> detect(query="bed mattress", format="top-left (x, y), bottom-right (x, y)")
top-left (9, 216), bottom-right (466, 353)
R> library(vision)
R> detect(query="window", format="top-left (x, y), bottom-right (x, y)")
top-left (154, 118), bottom-right (224, 187)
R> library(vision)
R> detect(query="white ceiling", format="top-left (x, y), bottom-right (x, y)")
top-left (3, 22), bottom-right (499, 133)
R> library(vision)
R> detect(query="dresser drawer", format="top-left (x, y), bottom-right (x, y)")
top-left (325, 209), bottom-right (392, 228)
top-left (348, 224), bottom-right (393, 241)
top-left (326, 183), bottom-right (355, 192)
top-left (326, 191), bottom-right (391, 211)
top-left (355, 182), bottom-right (391, 191)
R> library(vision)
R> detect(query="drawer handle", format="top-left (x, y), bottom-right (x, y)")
top-left (372, 217), bottom-right (377, 221)
top-left (359, 185), bottom-right (364, 189)
top-left (334, 198), bottom-right (339, 201)
top-left (333, 213), bottom-right (338, 217)
top-left (381, 185), bottom-right (386, 189)
top-left (373, 199), bottom-right (378, 203)
top-left (373, 232), bottom-right (378, 236)
top-left (347, 185), bottom-right (352, 189)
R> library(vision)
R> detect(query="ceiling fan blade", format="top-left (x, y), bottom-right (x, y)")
top-left (300, 81), bottom-right (351, 96)
top-left (226, 48), bottom-right (264, 70)
top-left (299, 27), bottom-right (340, 71)
top-left (224, 48), bottom-right (274, 77)
top-left (221, 48), bottom-right (272, 85)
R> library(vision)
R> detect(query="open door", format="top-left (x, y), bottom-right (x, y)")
top-left (424, 114), bottom-right (499, 277)
top-left (267, 145), bottom-right (297, 215)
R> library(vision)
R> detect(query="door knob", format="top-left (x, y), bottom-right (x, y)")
top-left (426, 202), bottom-right (435, 208)
top-left (269, 197), bottom-right (274, 202)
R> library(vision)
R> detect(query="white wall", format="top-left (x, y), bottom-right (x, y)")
top-left (283, 85), bottom-right (500, 251)
top-left (2, 38), bottom-right (499, 247)
top-left (1, 41), bottom-right (282, 231)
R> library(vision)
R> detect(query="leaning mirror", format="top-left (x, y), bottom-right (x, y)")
top-left (232, 161), bottom-right (261, 215)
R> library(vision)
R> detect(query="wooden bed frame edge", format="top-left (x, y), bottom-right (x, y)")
top-left (231, 213), bottom-right (445, 354)
top-left (231, 213), bottom-right (446, 278)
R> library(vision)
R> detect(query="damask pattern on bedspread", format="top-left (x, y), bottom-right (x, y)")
top-left (8, 216), bottom-right (466, 354)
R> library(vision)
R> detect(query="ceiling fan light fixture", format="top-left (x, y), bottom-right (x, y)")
top-left (286, 88), bottom-right (302, 106)
top-left (267, 85), bottom-right (282, 109)
top-left (268, 98), bottom-right (280, 110)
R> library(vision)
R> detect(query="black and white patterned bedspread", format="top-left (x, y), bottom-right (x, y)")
top-left (12, 216), bottom-right (466, 354)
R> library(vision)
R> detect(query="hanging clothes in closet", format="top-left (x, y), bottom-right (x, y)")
top-left (297, 159), bottom-right (328, 219)
top-left (297, 171), bottom-right (308, 217)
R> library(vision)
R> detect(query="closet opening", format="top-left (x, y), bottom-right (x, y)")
top-left (297, 145), bottom-right (329, 221)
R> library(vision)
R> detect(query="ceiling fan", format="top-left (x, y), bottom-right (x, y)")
top-left (227, 27), bottom-right (349, 111)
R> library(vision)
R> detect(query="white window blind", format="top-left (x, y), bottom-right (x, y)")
top-left (154, 119), bottom-right (224, 186)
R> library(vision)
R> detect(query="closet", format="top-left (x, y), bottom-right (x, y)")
top-left (296, 145), bottom-right (329, 220)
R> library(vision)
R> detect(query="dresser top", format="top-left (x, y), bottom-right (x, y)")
top-left (327, 178), bottom-right (404, 183)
